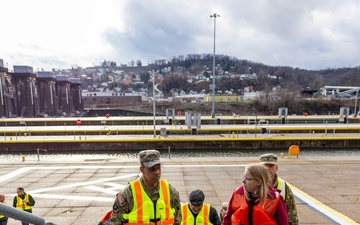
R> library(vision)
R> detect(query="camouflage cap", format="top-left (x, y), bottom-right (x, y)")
top-left (139, 150), bottom-right (161, 167)
top-left (259, 153), bottom-right (278, 165)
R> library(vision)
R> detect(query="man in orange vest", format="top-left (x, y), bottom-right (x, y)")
top-left (110, 149), bottom-right (181, 225)
top-left (13, 187), bottom-right (35, 225)
top-left (180, 189), bottom-right (220, 225)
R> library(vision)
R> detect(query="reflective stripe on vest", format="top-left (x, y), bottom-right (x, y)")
top-left (16, 195), bottom-right (32, 211)
top-left (230, 192), bottom-right (280, 225)
top-left (277, 179), bottom-right (286, 200)
top-left (122, 179), bottom-right (175, 225)
top-left (181, 203), bottom-right (212, 225)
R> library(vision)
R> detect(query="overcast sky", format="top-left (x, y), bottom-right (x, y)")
top-left (1, 0), bottom-right (360, 71)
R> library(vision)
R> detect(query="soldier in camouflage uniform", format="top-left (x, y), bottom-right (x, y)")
top-left (259, 153), bottom-right (299, 225)
top-left (110, 150), bottom-right (181, 225)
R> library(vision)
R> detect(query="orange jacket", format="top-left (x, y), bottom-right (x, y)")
top-left (222, 185), bottom-right (288, 225)
top-left (230, 193), bottom-right (279, 225)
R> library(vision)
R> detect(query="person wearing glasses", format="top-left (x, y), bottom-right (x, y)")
top-left (180, 189), bottom-right (221, 225)
top-left (222, 164), bottom-right (288, 225)
top-left (259, 153), bottom-right (299, 225)
top-left (110, 150), bottom-right (181, 225)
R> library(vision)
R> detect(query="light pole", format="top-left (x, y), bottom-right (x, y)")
top-left (210, 13), bottom-right (219, 118)
top-left (152, 70), bottom-right (156, 137)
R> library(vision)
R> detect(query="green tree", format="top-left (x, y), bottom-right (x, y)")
top-left (140, 72), bottom-right (150, 83)
top-left (137, 59), bottom-right (142, 67)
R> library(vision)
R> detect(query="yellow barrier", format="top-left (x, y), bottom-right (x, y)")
top-left (288, 145), bottom-right (300, 158)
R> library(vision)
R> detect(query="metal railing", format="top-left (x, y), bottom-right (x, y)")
top-left (0, 203), bottom-right (57, 225)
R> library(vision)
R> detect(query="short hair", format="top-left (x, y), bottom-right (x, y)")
top-left (17, 187), bottom-right (24, 192)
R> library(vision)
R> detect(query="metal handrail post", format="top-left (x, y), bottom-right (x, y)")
top-left (0, 203), bottom-right (57, 225)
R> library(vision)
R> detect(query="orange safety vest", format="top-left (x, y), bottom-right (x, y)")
top-left (122, 179), bottom-right (175, 225)
top-left (180, 203), bottom-right (212, 225)
top-left (16, 194), bottom-right (32, 211)
top-left (230, 193), bottom-right (280, 225)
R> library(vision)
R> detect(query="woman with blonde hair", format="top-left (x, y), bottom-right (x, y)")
top-left (222, 164), bottom-right (288, 225)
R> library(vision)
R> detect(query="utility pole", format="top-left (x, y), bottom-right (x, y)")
top-left (210, 13), bottom-right (219, 118)
top-left (152, 70), bottom-right (156, 137)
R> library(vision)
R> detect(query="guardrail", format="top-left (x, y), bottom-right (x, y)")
top-left (0, 203), bottom-right (56, 225)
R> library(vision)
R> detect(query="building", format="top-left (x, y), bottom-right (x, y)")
top-left (204, 94), bottom-right (242, 103)
top-left (70, 78), bottom-right (84, 115)
top-left (82, 91), bottom-right (142, 108)
top-left (12, 65), bottom-right (39, 117)
top-left (56, 75), bottom-right (72, 116)
top-left (0, 59), bottom-right (16, 117)
top-left (37, 71), bottom-right (58, 116)
top-left (0, 58), bottom-right (85, 117)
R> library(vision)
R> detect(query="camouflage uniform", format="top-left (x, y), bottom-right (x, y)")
top-left (110, 177), bottom-right (181, 225)
top-left (260, 153), bottom-right (299, 225)
top-left (272, 174), bottom-right (299, 225)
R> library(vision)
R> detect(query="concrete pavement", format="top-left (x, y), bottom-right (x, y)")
top-left (0, 154), bottom-right (359, 225)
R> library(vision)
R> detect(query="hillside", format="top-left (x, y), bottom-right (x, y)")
top-left (84, 54), bottom-right (360, 116)
top-left (87, 54), bottom-right (360, 101)
top-left (119, 98), bottom-right (355, 116)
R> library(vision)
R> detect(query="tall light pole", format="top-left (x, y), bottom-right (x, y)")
top-left (152, 70), bottom-right (156, 138)
top-left (210, 13), bottom-right (219, 118)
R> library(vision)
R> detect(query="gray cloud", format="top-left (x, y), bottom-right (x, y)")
top-left (2, 0), bottom-right (360, 70)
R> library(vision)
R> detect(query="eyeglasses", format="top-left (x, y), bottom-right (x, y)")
top-left (242, 176), bottom-right (258, 182)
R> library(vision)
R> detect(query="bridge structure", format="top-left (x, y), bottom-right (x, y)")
top-left (315, 86), bottom-right (360, 99)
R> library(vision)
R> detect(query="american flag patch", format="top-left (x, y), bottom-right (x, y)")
top-left (117, 194), bottom-right (124, 203)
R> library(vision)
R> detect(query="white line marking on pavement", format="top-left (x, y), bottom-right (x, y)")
top-left (29, 173), bottom-right (138, 194)
top-left (84, 185), bottom-right (119, 195)
top-left (103, 182), bottom-right (126, 189)
top-left (29, 193), bottom-right (114, 202)
top-left (283, 179), bottom-right (359, 225)
top-left (0, 167), bottom-right (32, 183)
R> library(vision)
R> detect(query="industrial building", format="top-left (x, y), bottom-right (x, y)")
top-left (0, 59), bottom-right (84, 117)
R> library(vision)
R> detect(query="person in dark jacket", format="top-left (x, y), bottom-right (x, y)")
top-left (181, 189), bottom-right (221, 225)
top-left (13, 187), bottom-right (35, 225)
